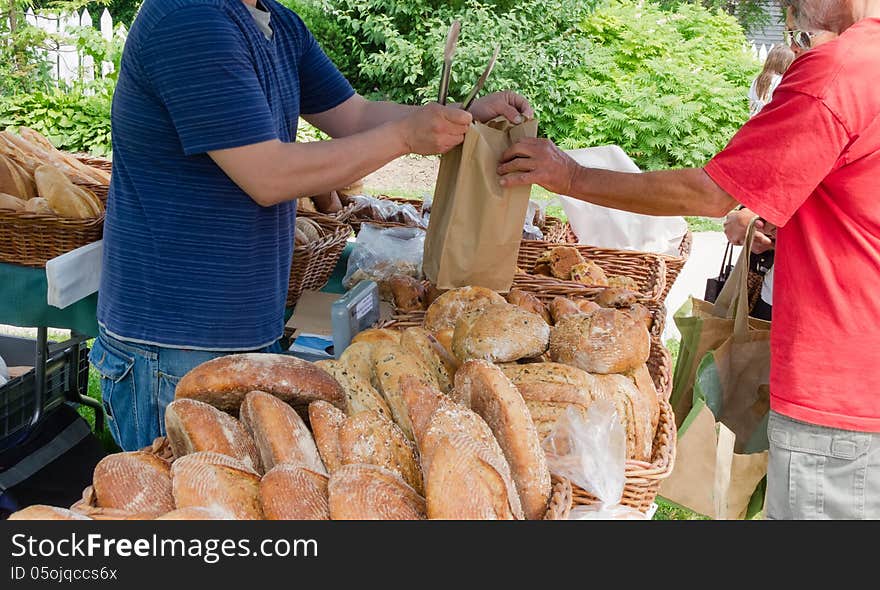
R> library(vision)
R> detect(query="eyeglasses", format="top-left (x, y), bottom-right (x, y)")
top-left (785, 29), bottom-right (816, 50)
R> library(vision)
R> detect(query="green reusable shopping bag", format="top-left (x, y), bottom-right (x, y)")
top-left (660, 219), bottom-right (771, 519)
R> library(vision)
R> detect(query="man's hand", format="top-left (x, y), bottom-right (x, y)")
top-left (723, 208), bottom-right (774, 253)
top-left (496, 137), bottom-right (580, 194)
top-left (468, 91), bottom-right (535, 124)
top-left (397, 103), bottom-right (473, 155)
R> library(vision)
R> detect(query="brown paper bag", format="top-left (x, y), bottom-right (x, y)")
top-left (423, 116), bottom-right (538, 291)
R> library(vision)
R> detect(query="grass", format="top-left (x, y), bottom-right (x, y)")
top-left (685, 216), bottom-right (723, 232)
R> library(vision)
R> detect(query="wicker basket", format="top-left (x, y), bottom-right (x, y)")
top-left (347, 194), bottom-right (426, 234)
top-left (287, 212), bottom-right (351, 306)
top-left (74, 154), bottom-right (113, 175)
top-left (0, 209), bottom-right (104, 268)
top-left (516, 241), bottom-right (667, 304)
top-left (546, 222), bottom-right (692, 300)
top-left (544, 474), bottom-right (573, 520)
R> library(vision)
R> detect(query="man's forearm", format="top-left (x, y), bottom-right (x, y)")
top-left (568, 167), bottom-right (738, 218)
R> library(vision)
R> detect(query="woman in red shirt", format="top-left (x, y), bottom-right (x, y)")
top-left (499, 0), bottom-right (880, 519)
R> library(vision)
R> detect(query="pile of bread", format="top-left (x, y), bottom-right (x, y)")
top-left (527, 245), bottom-right (641, 290)
top-left (0, 128), bottom-right (108, 219)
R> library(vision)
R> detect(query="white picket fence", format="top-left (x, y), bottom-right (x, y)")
top-left (749, 42), bottom-right (772, 63)
top-left (21, 8), bottom-right (127, 85)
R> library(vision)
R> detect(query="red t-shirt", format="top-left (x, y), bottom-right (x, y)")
top-left (704, 18), bottom-right (880, 432)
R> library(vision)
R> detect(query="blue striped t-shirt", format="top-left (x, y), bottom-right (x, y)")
top-left (99, 0), bottom-right (355, 350)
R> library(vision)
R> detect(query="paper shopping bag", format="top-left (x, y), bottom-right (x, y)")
top-left (660, 219), bottom-right (771, 519)
top-left (423, 116), bottom-right (538, 291)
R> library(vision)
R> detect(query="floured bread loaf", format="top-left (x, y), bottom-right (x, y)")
top-left (507, 289), bottom-right (551, 324)
top-left (308, 401), bottom-right (347, 473)
top-left (174, 353), bottom-right (345, 418)
top-left (240, 391), bottom-right (325, 474)
top-left (8, 506), bottom-right (92, 520)
top-left (328, 464), bottom-right (426, 520)
top-left (452, 360), bottom-right (551, 519)
top-left (164, 398), bottom-right (262, 474)
top-left (550, 308), bottom-right (650, 374)
top-left (592, 374), bottom-right (656, 462)
top-left (339, 341), bottom-right (379, 385)
top-left (351, 328), bottom-right (401, 346)
top-left (452, 304), bottom-right (550, 363)
top-left (548, 297), bottom-right (582, 324)
top-left (418, 394), bottom-right (523, 519)
top-left (423, 286), bottom-right (506, 332)
top-left (400, 327), bottom-right (458, 393)
top-left (500, 362), bottom-right (601, 440)
top-left (92, 451), bottom-right (174, 515)
top-left (315, 359), bottom-right (392, 420)
top-left (400, 376), bottom-right (449, 446)
top-left (372, 343), bottom-right (441, 440)
top-left (260, 464), bottom-right (330, 520)
top-left (339, 410), bottom-right (423, 494)
top-left (171, 452), bottom-right (262, 520)
top-left (155, 507), bottom-right (235, 520)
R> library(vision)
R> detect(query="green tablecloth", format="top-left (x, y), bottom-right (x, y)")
top-left (1, 241), bottom-right (354, 337)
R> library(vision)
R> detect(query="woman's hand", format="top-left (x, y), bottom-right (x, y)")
top-left (496, 137), bottom-right (580, 194)
top-left (468, 91), bottom-right (535, 125)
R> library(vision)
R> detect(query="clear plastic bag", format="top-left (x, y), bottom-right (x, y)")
top-left (349, 194), bottom-right (425, 228)
top-left (342, 224), bottom-right (426, 290)
top-left (522, 200), bottom-right (545, 240)
top-left (542, 401), bottom-right (647, 520)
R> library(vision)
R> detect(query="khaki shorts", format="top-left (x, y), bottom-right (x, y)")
top-left (766, 411), bottom-right (880, 520)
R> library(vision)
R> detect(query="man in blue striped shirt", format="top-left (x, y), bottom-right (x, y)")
top-left (91, 0), bottom-right (534, 450)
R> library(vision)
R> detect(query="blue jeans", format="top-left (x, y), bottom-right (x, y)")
top-left (89, 328), bottom-right (282, 451)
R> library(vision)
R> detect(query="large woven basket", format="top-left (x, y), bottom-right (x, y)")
top-left (287, 212), bottom-right (351, 306)
top-left (545, 222), bottom-right (692, 300)
top-left (516, 240), bottom-right (667, 304)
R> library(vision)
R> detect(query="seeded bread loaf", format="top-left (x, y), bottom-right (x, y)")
top-left (452, 303), bottom-right (550, 363)
top-left (550, 308), bottom-right (650, 374)
top-left (423, 286), bottom-right (506, 332)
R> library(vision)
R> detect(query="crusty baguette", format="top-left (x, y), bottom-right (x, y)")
top-left (164, 398), bottom-right (263, 474)
top-left (308, 400), bottom-right (347, 473)
top-left (174, 353), bottom-right (345, 418)
top-left (315, 359), bottom-right (393, 421)
top-left (0, 154), bottom-right (36, 199)
top-left (452, 360), bottom-right (551, 519)
top-left (35, 164), bottom-right (94, 218)
top-left (400, 327), bottom-right (459, 393)
top-left (0, 192), bottom-right (26, 211)
top-left (92, 451), bottom-right (174, 515)
top-left (170, 452), bottom-right (262, 520)
top-left (239, 391), bottom-right (326, 474)
top-left (452, 303), bottom-right (550, 363)
top-left (371, 342), bottom-right (441, 440)
top-left (328, 464), bottom-right (426, 520)
top-left (550, 308), bottom-right (650, 374)
top-left (260, 465), bottom-right (330, 520)
top-left (423, 286), bottom-right (506, 332)
top-left (338, 410), bottom-right (423, 495)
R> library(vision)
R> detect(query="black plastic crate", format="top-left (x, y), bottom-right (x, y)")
top-left (0, 335), bottom-right (90, 452)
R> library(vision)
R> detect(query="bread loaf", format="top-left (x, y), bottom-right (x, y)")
top-left (155, 507), bottom-right (235, 520)
top-left (34, 164), bottom-right (94, 218)
top-left (400, 327), bottom-right (458, 393)
top-left (339, 341), bottom-right (378, 385)
top-left (295, 217), bottom-right (323, 243)
top-left (164, 398), bottom-right (263, 474)
top-left (171, 452), bottom-right (262, 520)
top-left (260, 464), bottom-right (330, 520)
top-left (328, 464), bottom-right (426, 520)
top-left (308, 401), bottom-right (347, 473)
top-left (297, 197), bottom-right (317, 212)
top-left (570, 261), bottom-right (609, 286)
top-left (0, 154), bottom-right (36, 199)
top-left (433, 328), bottom-right (455, 358)
top-left (350, 328), bottom-right (401, 346)
top-left (575, 298), bottom-right (602, 316)
top-left (423, 286), bottom-right (506, 332)
top-left (548, 297), bottom-right (582, 324)
top-left (400, 376), bottom-right (449, 447)
top-left (452, 304), bottom-right (550, 363)
top-left (339, 410), bottom-right (423, 494)
top-left (452, 360), bottom-right (551, 519)
top-left (381, 274), bottom-right (426, 311)
top-left (550, 308), bottom-right (650, 374)
top-left (625, 363), bottom-right (661, 443)
top-left (240, 391), bottom-right (326, 474)
top-left (24, 196), bottom-right (53, 214)
top-left (8, 506), bottom-right (92, 520)
top-left (92, 451), bottom-right (174, 515)
top-left (547, 246), bottom-right (585, 279)
top-left (311, 191), bottom-right (343, 214)
top-left (372, 343), bottom-right (441, 440)
top-left (19, 127), bottom-right (110, 185)
top-left (592, 374), bottom-right (656, 461)
top-left (315, 359), bottom-right (392, 420)
top-left (595, 287), bottom-right (639, 308)
top-left (174, 353), bottom-right (345, 418)
top-left (500, 362), bottom-right (601, 440)
top-left (507, 289), bottom-right (551, 324)
top-left (0, 192), bottom-right (26, 211)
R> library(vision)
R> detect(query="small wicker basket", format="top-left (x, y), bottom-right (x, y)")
top-left (287, 212), bottom-right (352, 307)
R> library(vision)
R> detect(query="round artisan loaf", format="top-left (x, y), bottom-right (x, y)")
top-left (549, 307), bottom-right (649, 374)
top-left (452, 303), bottom-right (550, 363)
top-left (92, 451), bottom-right (175, 515)
top-left (423, 286), bottom-right (506, 332)
top-left (507, 289), bottom-right (551, 324)
top-left (164, 398), bottom-right (263, 474)
top-left (260, 464), bottom-right (330, 520)
top-left (592, 373), bottom-right (658, 462)
top-left (174, 353), bottom-right (345, 418)
top-left (170, 452), bottom-right (262, 520)
top-left (328, 463), bottom-right (426, 520)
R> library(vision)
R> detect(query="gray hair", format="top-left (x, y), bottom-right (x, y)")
top-left (781, 0), bottom-right (850, 32)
